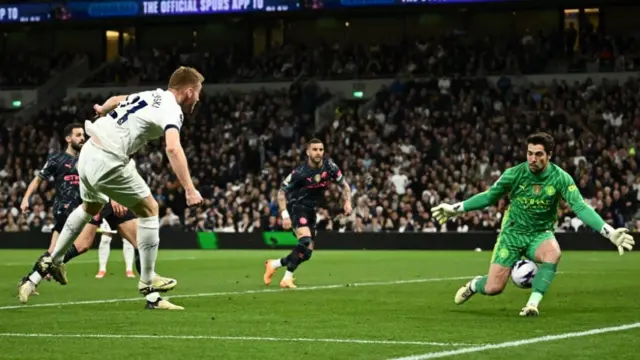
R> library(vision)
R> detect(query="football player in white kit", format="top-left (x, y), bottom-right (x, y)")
top-left (96, 219), bottom-right (136, 279)
top-left (37, 66), bottom-right (204, 310)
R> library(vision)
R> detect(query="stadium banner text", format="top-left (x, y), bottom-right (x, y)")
top-left (313, 0), bottom-right (529, 9)
top-left (0, 229), bottom-right (632, 251)
top-left (0, 0), bottom-right (297, 23)
top-left (0, 0), bottom-right (542, 23)
top-left (69, 71), bottom-right (639, 100)
top-left (0, 90), bottom-right (37, 109)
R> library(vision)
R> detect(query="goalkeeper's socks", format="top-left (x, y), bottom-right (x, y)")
top-left (528, 262), bottom-right (557, 306)
top-left (471, 276), bottom-right (488, 294)
top-left (527, 292), bottom-right (544, 307)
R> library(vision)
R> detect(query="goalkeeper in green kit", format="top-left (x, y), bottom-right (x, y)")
top-left (431, 132), bottom-right (635, 317)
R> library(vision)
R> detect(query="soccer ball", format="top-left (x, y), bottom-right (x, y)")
top-left (511, 260), bottom-right (537, 288)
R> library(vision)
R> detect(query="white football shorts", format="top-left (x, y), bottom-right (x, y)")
top-left (78, 140), bottom-right (151, 208)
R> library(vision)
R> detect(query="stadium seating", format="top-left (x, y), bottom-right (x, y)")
top-left (2, 30), bottom-right (640, 233)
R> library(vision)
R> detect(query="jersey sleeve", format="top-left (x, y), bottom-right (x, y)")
top-left (280, 169), bottom-right (304, 193)
top-left (462, 167), bottom-right (516, 211)
top-left (37, 154), bottom-right (58, 180)
top-left (559, 171), bottom-right (606, 232)
top-left (328, 161), bottom-right (345, 184)
top-left (160, 104), bottom-right (184, 132)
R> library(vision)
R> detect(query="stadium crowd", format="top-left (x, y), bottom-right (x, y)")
top-left (2, 23), bottom-right (640, 234)
top-left (84, 29), bottom-right (640, 85)
top-left (2, 70), bottom-right (640, 234)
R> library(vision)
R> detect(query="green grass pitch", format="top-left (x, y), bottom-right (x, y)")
top-left (0, 249), bottom-right (638, 359)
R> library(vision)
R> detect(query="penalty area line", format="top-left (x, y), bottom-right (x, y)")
top-left (0, 276), bottom-right (473, 311)
top-left (0, 332), bottom-right (479, 347)
top-left (388, 322), bottom-right (640, 360)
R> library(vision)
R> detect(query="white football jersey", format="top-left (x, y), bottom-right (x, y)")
top-left (85, 88), bottom-right (183, 161)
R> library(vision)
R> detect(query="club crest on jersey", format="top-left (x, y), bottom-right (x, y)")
top-left (532, 185), bottom-right (541, 195)
top-left (545, 185), bottom-right (556, 196)
top-left (314, 174), bottom-right (322, 183)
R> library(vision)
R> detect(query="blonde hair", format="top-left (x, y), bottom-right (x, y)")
top-left (168, 66), bottom-right (204, 89)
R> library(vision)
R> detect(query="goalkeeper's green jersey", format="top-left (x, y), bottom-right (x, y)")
top-left (462, 162), bottom-right (606, 234)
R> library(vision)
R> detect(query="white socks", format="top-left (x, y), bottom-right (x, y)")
top-left (98, 235), bottom-right (135, 272)
top-left (270, 259), bottom-right (283, 269)
top-left (98, 235), bottom-right (111, 272)
top-left (51, 207), bottom-right (92, 263)
top-left (283, 271), bottom-right (294, 280)
top-left (137, 216), bottom-right (159, 284)
top-left (28, 272), bottom-right (43, 285)
top-left (123, 240), bottom-right (134, 272)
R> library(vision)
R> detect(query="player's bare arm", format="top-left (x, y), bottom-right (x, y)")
top-left (165, 128), bottom-right (202, 206)
top-left (341, 180), bottom-right (352, 215)
top-left (277, 189), bottom-right (291, 229)
top-left (94, 95), bottom-right (128, 116)
top-left (20, 176), bottom-right (43, 212)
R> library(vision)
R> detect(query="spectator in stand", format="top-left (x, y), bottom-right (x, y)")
top-left (3, 44), bottom-right (640, 233)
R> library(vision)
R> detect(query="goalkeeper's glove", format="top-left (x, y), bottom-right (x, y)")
top-left (601, 224), bottom-right (635, 255)
top-left (431, 202), bottom-right (465, 224)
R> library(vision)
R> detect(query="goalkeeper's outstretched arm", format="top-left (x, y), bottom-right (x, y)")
top-left (431, 169), bottom-right (514, 223)
top-left (560, 173), bottom-right (635, 254)
top-left (455, 169), bottom-right (515, 213)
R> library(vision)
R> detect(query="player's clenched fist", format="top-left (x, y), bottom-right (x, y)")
top-left (186, 188), bottom-right (203, 206)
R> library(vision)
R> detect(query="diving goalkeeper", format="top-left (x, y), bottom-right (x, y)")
top-left (431, 132), bottom-right (635, 317)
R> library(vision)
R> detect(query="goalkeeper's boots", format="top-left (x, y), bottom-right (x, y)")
top-left (37, 256), bottom-right (68, 285)
top-left (145, 297), bottom-right (184, 310)
top-left (519, 305), bottom-right (539, 317)
top-left (263, 260), bottom-right (277, 285)
top-left (280, 277), bottom-right (297, 289)
top-left (138, 275), bottom-right (177, 295)
top-left (17, 279), bottom-right (38, 304)
top-left (454, 276), bottom-right (482, 305)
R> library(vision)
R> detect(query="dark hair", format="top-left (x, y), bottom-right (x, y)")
top-left (526, 132), bottom-right (555, 154)
top-left (307, 138), bottom-right (323, 148)
top-left (63, 123), bottom-right (84, 137)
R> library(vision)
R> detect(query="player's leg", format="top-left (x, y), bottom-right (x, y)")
top-left (16, 230), bottom-right (60, 301)
top-left (264, 206), bottom-right (315, 288)
top-left (18, 223), bottom-right (99, 303)
top-left (116, 217), bottom-right (182, 310)
top-left (22, 229), bottom-right (59, 283)
top-left (123, 239), bottom-right (135, 278)
top-left (95, 219), bottom-right (113, 278)
top-left (101, 159), bottom-right (177, 298)
top-left (454, 233), bottom-right (521, 304)
top-left (42, 144), bottom-right (109, 284)
top-left (520, 232), bottom-right (561, 317)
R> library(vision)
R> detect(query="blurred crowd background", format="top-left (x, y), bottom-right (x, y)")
top-left (2, 6), bottom-right (640, 233)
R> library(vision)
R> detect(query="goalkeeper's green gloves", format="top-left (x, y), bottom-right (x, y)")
top-left (601, 225), bottom-right (635, 255)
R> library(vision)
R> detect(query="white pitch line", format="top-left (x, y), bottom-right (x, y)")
top-left (0, 276), bottom-right (472, 311)
top-left (388, 322), bottom-right (640, 360)
top-left (3, 257), bottom-right (197, 267)
top-left (0, 332), bottom-right (478, 347)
